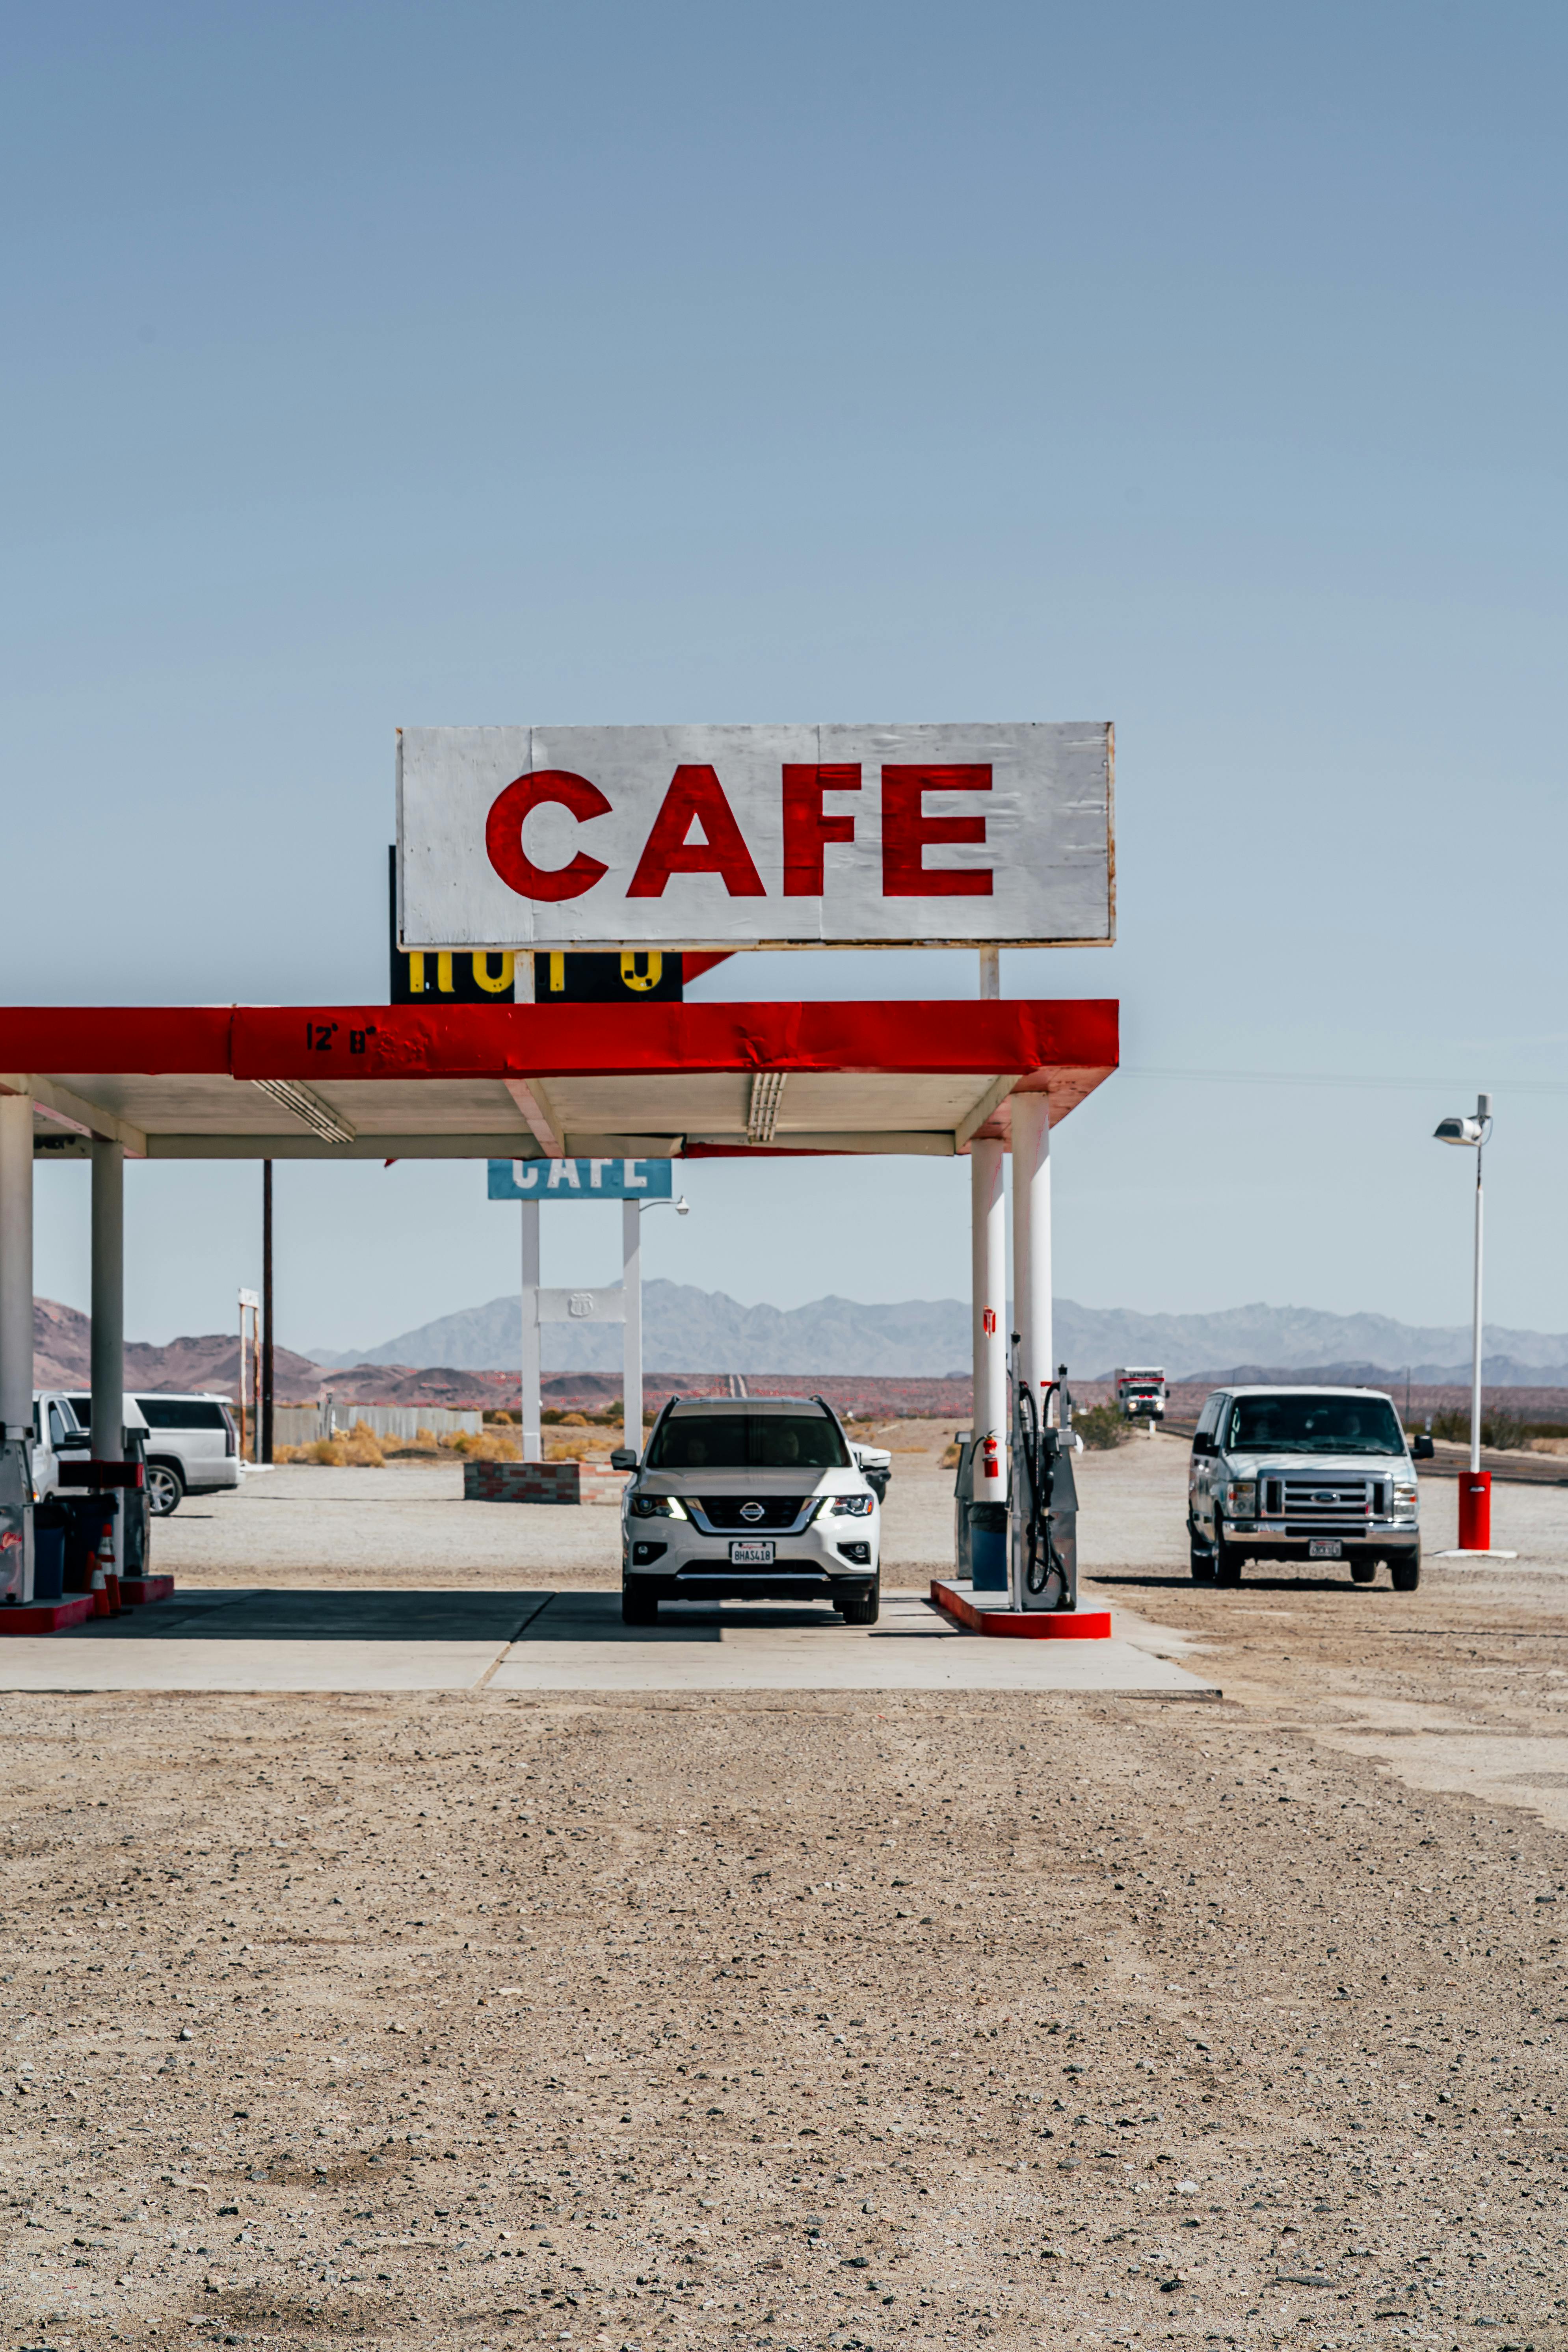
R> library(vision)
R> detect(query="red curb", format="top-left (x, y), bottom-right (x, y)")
top-left (0, 1596), bottom-right (96, 1635)
top-left (119, 1577), bottom-right (175, 1606)
top-left (930, 1579), bottom-right (1112, 1640)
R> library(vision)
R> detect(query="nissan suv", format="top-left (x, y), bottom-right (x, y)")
top-left (1188, 1384), bottom-right (1421, 1590)
top-left (616, 1396), bottom-right (881, 1625)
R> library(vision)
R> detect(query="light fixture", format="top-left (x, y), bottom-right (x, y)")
top-left (251, 1077), bottom-right (357, 1145)
top-left (747, 1070), bottom-right (786, 1144)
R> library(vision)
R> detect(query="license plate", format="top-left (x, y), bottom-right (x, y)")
top-left (729, 1539), bottom-right (776, 1566)
top-left (1309, 1539), bottom-right (1342, 1560)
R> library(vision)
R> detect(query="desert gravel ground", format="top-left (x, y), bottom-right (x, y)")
top-left (0, 1431), bottom-right (1564, 2351)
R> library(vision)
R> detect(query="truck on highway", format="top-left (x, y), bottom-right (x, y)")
top-left (1114, 1366), bottom-right (1168, 1424)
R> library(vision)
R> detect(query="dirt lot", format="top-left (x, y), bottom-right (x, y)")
top-left (1, 1432), bottom-right (1564, 2349)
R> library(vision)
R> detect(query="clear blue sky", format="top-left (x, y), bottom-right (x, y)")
top-left (6, 2), bottom-right (1565, 1353)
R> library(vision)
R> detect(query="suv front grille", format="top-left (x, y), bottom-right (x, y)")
top-left (696, 1496), bottom-right (815, 1531)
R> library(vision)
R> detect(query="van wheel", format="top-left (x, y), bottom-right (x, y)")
top-left (1391, 1548), bottom-right (1421, 1593)
top-left (621, 1588), bottom-right (659, 1625)
top-left (1213, 1522), bottom-right (1243, 1586)
top-left (1189, 1534), bottom-right (1215, 1584)
top-left (1351, 1559), bottom-right (1377, 1584)
top-left (145, 1462), bottom-right (184, 1517)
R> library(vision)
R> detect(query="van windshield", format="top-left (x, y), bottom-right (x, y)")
top-left (647, 1411), bottom-right (849, 1471)
top-left (1225, 1394), bottom-right (1405, 1456)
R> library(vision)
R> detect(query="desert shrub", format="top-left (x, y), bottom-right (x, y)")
top-left (307, 1437), bottom-right (346, 1465)
top-left (415, 1426), bottom-right (437, 1446)
top-left (1073, 1403), bottom-right (1131, 1450)
top-left (441, 1428), bottom-right (519, 1461)
top-left (1430, 1404), bottom-right (1530, 1451)
top-left (273, 1443), bottom-right (303, 1464)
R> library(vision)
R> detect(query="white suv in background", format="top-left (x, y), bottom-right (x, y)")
top-left (128, 1394), bottom-right (241, 1515)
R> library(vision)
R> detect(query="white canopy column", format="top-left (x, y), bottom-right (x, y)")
top-left (622, 1200), bottom-right (643, 1454)
top-left (1009, 1091), bottom-right (1052, 1603)
top-left (519, 1200), bottom-right (542, 1463)
top-left (969, 1139), bottom-right (1006, 1476)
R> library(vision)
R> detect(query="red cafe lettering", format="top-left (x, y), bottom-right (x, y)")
top-left (483, 763), bottom-right (995, 903)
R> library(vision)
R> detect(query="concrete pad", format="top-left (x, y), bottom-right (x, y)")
top-left (486, 1590), bottom-right (1220, 1695)
top-left (0, 1585), bottom-right (1220, 1696)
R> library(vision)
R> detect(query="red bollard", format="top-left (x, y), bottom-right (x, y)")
top-left (1458, 1470), bottom-right (1492, 1552)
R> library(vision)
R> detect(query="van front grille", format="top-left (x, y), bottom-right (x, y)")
top-left (1281, 1478), bottom-right (1371, 1526)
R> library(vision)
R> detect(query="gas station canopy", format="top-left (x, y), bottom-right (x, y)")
top-left (1, 998), bottom-right (1118, 1160)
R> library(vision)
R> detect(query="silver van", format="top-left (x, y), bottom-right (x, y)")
top-left (1188, 1384), bottom-right (1421, 1590)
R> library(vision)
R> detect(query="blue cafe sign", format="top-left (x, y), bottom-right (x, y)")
top-left (487, 1157), bottom-right (675, 1202)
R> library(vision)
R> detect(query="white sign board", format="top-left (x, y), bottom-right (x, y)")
top-left (534, 1287), bottom-right (625, 1326)
top-left (397, 723), bottom-right (1113, 951)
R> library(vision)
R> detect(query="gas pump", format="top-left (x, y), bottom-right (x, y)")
top-left (1009, 1348), bottom-right (1080, 1612)
top-left (953, 1430), bottom-right (1010, 1590)
top-left (0, 1426), bottom-right (34, 1606)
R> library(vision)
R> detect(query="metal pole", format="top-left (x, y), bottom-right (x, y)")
top-left (238, 1296), bottom-right (248, 1463)
top-left (623, 1199), bottom-right (643, 1457)
top-left (1011, 1094), bottom-right (1052, 1406)
top-left (89, 1138), bottom-right (125, 1460)
top-left (978, 945), bottom-right (1000, 1001)
top-left (1470, 1142), bottom-right (1484, 1476)
top-left (970, 1137), bottom-right (1006, 1469)
top-left (0, 1091), bottom-right (34, 1441)
top-left (261, 1161), bottom-right (274, 1465)
top-left (520, 1198), bottom-right (541, 1463)
top-left (1009, 1092), bottom-right (1052, 1609)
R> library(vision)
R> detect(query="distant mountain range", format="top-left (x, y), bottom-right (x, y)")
top-left (308, 1287), bottom-right (1568, 1387)
top-left (32, 1297), bottom-right (322, 1396)
top-left (32, 1287), bottom-right (1568, 1397)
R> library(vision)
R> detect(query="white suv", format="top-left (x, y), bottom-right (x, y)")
top-left (129, 1394), bottom-right (241, 1515)
top-left (618, 1396), bottom-right (881, 1625)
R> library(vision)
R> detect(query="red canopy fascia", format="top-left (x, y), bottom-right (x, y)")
top-left (0, 999), bottom-right (1117, 1084)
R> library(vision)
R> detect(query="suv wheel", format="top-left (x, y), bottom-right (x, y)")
top-left (146, 1461), bottom-right (184, 1517)
top-left (1213, 1520), bottom-right (1243, 1586)
top-left (837, 1581), bottom-right (880, 1626)
top-left (1390, 1546), bottom-right (1420, 1593)
top-left (1350, 1558), bottom-right (1377, 1584)
top-left (621, 1587), bottom-right (660, 1626)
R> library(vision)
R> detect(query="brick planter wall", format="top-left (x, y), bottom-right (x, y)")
top-left (463, 1460), bottom-right (581, 1506)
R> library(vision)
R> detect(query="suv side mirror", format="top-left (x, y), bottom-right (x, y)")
top-left (1410, 1433), bottom-right (1435, 1461)
top-left (610, 1448), bottom-right (639, 1471)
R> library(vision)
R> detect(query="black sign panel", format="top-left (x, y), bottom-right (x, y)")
top-left (533, 949), bottom-right (683, 1004)
top-left (387, 849), bottom-right (684, 1004)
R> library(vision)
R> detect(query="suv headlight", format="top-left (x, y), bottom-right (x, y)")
top-left (1223, 1480), bottom-right (1257, 1516)
top-left (830, 1494), bottom-right (875, 1517)
top-left (629, 1493), bottom-right (688, 1520)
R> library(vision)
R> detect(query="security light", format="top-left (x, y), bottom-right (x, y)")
top-left (1433, 1093), bottom-right (1490, 1147)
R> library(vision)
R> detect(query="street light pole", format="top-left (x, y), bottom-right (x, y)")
top-left (1468, 1124), bottom-right (1484, 1479)
top-left (1434, 1091), bottom-right (1493, 1551)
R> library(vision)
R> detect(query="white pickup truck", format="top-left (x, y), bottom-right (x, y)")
top-left (1188, 1383), bottom-right (1421, 1590)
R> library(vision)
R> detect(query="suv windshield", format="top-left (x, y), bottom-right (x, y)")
top-left (647, 1411), bottom-right (849, 1471)
top-left (1225, 1394), bottom-right (1405, 1456)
